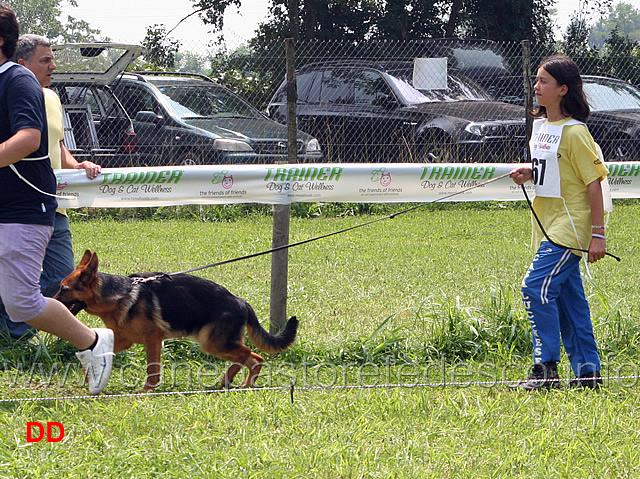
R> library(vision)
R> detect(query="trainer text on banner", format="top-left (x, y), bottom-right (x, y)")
top-left (54, 163), bottom-right (640, 208)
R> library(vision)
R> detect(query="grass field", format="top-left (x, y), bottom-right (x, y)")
top-left (1, 200), bottom-right (640, 478)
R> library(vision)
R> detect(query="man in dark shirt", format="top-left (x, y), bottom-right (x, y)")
top-left (0, 4), bottom-right (114, 395)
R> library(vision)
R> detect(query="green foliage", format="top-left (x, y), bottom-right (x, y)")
top-left (561, 16), bottom-right (600, 61)
top-left (558, 18), bottom-right (640, 85)
top-left (207, 46), bottom-right (280, 109)
top-left (11, 0), bottom-right (102, 42)
top-left (591, 1), bottom-right (640, 48)
top-left (459, 0), bottom-right (555, 43)
top-left (141, 24), bottom-right (182, 70)
top-left (166, 0), bottom-right (559, 47)
top-left (190, 0), bottom-right (242, 33)
top-left (600, 27), bottom-right (640, 85)
top-left (376, 0), bottom-right (446, 40)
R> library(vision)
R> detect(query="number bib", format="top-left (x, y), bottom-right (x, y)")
top-left (530, 118), bottom-right (583, 198)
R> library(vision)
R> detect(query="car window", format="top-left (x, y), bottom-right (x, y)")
top-left (319, 70), bottom-right (354, 104)
top-left (451, 47), bottom-right (510, 72)
top-left (354, 71), bottom-right (391, 105)
top-left (62, 86), bottom-right (103, 116)
top-left (272, 72), bottom-right (318, 103)
top-left (305, 72), bottom-right (323, 103)
top-left (93, 87), bottom-right (122, 116)
top-left (156, 84), bottom-right (262, 119)
top-left (293, 72), bottom-right (318, 102)
top-left (584, 80), bottom-right (640, 111)
top-left (118, 85), bottom-right (159, 117)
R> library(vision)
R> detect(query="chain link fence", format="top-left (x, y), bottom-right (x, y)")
top-left (52, 39), bottom-right (640, 167)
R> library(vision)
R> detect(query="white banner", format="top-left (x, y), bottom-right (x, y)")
top-left (54, 162), bottom-right (640, 208)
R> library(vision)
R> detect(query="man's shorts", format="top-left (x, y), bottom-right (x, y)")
top-left (0, 223), bottom-right (52, 322)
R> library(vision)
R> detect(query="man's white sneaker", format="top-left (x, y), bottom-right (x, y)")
top-left (76, 328), bottom-right (115, 395)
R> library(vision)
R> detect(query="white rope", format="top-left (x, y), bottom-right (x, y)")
top-left (9, 163), bottom-right (68, 200)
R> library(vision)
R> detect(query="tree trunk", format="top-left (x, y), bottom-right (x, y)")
top-left (302, 0), bottom-right (318, 39)
top-left (288, 0), bottom-right (301, 41)
top-left (445, 0), bottom-right (464, 37)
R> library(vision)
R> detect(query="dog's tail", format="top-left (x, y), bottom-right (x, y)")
top-left (246, 306), bottom-right (298, 354)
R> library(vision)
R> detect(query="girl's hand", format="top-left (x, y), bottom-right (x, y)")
top-left (588, 236), bottom-right (606, 263)
top-left (510, 167), bottom-right (533, 185)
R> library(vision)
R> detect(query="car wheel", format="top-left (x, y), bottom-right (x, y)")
top-left (604, 135), bottom-right (637, 161)
top-left (419, 131), bottom-right (454, 163)
top-left (178, 149), bottom-right (204, 165)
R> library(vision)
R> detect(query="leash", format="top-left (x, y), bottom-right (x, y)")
top-left (520, 184), bottom-right (621, 262)
top-left (169, 171), bottom-right (513, 276)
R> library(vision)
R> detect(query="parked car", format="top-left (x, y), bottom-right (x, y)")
top-left (583, 75), bottom-right (640, 161)
top-left (111, 72), bottom-right (323, 165)
top-left (267, 60), bottom-right (527, 163)
top-left (51, 43), bottom-right (143, 167)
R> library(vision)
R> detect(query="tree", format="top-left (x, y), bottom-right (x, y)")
top-left (590, 2), bottom-right (640, 48)
top-left (457, 0), bottom-right (555, 43)
top-left (141, 25), bottom-right (182, 70)
top-left (376, 0), bottom-right (445, 40)
top-left (600, 27), bottom-right (640, 84)
top-left (558, 15), bottom-right (601, 71)
top-left (11, 0), bottom-right (102, 42)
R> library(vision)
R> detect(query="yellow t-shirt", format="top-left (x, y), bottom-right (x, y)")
top-left (43, 87), bottom-right (66, 216)
top-left (531, 118), bottom-right (608, 256)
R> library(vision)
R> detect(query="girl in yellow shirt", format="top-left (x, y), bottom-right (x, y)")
top-left (510, 55), bottom-right (608, 390)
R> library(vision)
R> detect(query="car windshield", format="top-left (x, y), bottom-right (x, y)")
top-left (387, 68), bottom-right (491, 103)
top-left (584, 79), bottom-right (640, 111)
top-left (155, 84), bottom-right (262, 119)
top-left (451, 47), bottom-right (511, 72)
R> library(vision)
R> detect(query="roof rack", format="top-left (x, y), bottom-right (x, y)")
top-left (130, 71), bottom-right (215, 83)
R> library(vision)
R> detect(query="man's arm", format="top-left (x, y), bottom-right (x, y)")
top-left (0, 128), bottom-right (42, 168)
top-left (60, 141), bottom-right (101, 179)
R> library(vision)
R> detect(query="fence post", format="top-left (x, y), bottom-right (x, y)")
top-left (269, 38), bottom-right (297, 333)
top-left (521, 39), bottom-right (533, 161)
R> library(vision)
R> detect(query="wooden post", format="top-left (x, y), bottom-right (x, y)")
top-left (269, 38), bottom-right (297, 333)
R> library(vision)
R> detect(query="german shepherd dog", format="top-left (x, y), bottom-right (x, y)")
top-left (54, 250), bottom-right (298, 391)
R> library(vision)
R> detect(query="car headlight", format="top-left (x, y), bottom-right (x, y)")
top-left (465, 122), bottom-right (501, 137)
top-left (306, 138), bottom-right (322, 153)
top-left (213, 138), bottom-right (254, 152)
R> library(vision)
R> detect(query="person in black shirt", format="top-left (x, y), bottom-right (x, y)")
top-left (0, 4), bottom-right (113, 395)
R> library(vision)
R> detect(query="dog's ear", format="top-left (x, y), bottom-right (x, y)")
top-left (78, 251), bottom-right (99, 284)
top-left (78, 249), bottom-right (93, 268)
top-left (87, 252), bottom-right (99, 274)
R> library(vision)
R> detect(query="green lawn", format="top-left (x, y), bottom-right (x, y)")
top-left (1, 201), bottom-right (639, 478)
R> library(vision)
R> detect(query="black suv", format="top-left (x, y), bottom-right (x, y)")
top-left (266, 60), bottom-right (527, 163)
top-left (112, 72), bottom-right (323, 166)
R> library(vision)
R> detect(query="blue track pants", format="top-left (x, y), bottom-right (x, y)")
top-left (521, 242), bottom-right (600, 376)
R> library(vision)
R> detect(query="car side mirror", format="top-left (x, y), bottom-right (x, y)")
top-left (135, 111), bottom-right (163, 124)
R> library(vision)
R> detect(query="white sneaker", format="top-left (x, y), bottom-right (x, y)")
top-left (76, 328), bottom-right (115, 395)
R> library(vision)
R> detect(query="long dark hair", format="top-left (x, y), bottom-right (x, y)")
top-left (531, 55), bottom-right (590, 122)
